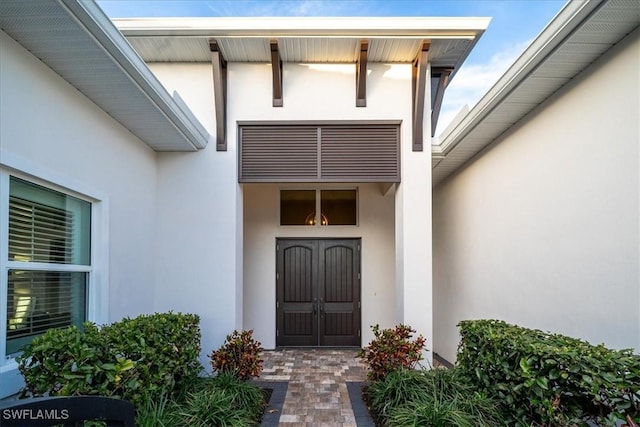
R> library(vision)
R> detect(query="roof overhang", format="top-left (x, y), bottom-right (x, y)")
top-left (432, 0), bottom-right (640, 186)
top-left (0, 0), bottom-right (209, 152)
top-left (114, 16), bottom-right (489, 145)
top-left (114, 17), bottom-right (489, 67)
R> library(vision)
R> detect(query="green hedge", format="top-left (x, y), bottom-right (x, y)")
top-left (18, 312), bottom-right (201, 405)
top-left (457, 319), bottom-right (640, 426)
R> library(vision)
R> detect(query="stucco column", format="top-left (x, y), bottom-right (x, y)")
top-left (395, 113), bottom-right (433, 365)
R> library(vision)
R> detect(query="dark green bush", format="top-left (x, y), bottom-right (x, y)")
top-left (357, 324), bottom-right (427, 381)
top-left (210, 330), bottom-right (263, 380)
top-left (17, 323), bottom-right (134, 399)
top-left (103, 312), bottom-right (202, 401)
top-left (457, 319), bottom-right (640, 427)
top-left (18, 312), bottom-right (201, 406)
top-left (365, 368), bottom-right (501, 427)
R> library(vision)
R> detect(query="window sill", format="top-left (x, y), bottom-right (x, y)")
top-left (0, 359), bottom-right (24, 399)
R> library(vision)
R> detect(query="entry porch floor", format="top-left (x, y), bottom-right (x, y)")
top-left (256, 348), bottom-right (374, 427)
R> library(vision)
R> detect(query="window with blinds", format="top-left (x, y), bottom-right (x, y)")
top-left (9, 197), bottom-right (74, 264)
top-left (5, 177), bottom-right (90, 355)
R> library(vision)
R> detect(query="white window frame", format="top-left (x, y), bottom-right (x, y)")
top-left (0, 150), bottom-right (109, 397)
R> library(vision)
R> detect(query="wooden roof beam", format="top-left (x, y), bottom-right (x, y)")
top-left (431, 67), bottom-right (453, 137)
top-left (356, 40), bottom-right (368, 107)
top-left (210, 40), bottom-right (227, 151)
top-left (271, 40), bottom-right (283, 107)
top-left (412, 41), bottom-right (430, 152)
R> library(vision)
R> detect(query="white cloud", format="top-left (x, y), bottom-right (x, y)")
top-left (435, 39), bottom-right (531, 136)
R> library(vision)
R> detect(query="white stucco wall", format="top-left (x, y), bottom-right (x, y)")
top-left (432, 30), bottom-right (640, 363)
top-left (396, 69), bottom-right (433, 362)
top-left (0, 30), bottom-right (158, 396)
top-left (147, 63), bottom-right (242, 365)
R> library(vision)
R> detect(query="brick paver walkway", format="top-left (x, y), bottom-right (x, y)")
top-left (258, 348), bottom-right (371, 426)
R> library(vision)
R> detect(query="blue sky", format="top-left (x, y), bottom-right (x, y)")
top-left (97, 0), bottom-right (566, 134)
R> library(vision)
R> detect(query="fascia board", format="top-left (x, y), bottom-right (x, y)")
top-left (433, 0), bottom-right (603, 157)
top-left (60, 0), bottom-right (210, 150)
top-left (114, 16), bottom-right (490, 38)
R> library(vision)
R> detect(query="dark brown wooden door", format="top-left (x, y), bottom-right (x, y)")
top-left (276, 239), bottom-right (360, 347)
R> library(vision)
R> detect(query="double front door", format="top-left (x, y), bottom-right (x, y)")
top-left (276, 239), bottom-right (361, 347)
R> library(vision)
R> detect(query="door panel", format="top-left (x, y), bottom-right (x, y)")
top-left (277, 241), bottom-right (317, 346)
top-left (276, 239), bottom-right (360, 347)
top-left (319, 241), bottom-right (360, 346)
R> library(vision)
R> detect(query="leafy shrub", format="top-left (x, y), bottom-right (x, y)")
top-left (365, 368), bottom-right (501, 427)
top-left (102, 312), bottom-right (201, 402)
top-left (457, 319), bottom-right (640, 427)
top-left (17, 323), bottom-right (134, 399)
top-left (210, 330), bottom-right (263, 380)
top-left (18, 312), bottom-right (201, 406)
top-left (357, 324), bottom-right (427, 380)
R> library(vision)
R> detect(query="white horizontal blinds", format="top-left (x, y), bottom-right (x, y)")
top-left (240, 125), bottom-right (318, 181)
top-left (9, 197), bottom-right (74, 264)
top-left (320, 125), bottom-right (399, 182)
top-left (239, 123), bottom-right (400, 182)
top-left (6, 271), bottom-right (87, 354)
top-left (8, 177), bottom-right (91, 265)
top-left (6, 177), bottom-right (90, 354)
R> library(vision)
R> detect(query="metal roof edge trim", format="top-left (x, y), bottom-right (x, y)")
top-left (114, 16), bottom-right (491, 37)
top-left (60, 0), bottom-right (210, 150)
top-left (432, 0), bottom-right (603, 158)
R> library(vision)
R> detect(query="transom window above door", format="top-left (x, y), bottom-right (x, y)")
top-left (280, 189), bottom-right (357, 226)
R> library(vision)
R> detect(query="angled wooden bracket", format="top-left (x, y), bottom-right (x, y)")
top-left (412, 41), bottom-right (430, 152)
top-left (431, 67), bottom-right (453, 137)
top-left (356, 40), bottom-right (368, 107)
top-left (271, 40), bottom-right (283, 107)
top-left (210, 40), bottom-right (227, 151)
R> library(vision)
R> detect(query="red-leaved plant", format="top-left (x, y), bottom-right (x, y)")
top-left (210, 330), bottom-right (264, 381)
top-left (357, 324), bottom-right (427, 381)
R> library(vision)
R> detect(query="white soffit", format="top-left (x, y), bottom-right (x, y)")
top-left (0, 0), bottom-right (209, 152)
top-left (115, 16), bottom-right (489, 68)
top-left (432, 0), bottom-right (640, 186)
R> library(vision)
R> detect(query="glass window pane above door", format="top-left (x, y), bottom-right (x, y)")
top-left (280, 190), bottom-right (316, 225)
top-left (321, 190), bottom-right (357, 226)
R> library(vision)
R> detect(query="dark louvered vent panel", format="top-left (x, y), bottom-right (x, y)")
top-left (240, 126), bottom-right (318, 181)
top-left (321, 126), bottom-right (399, 182)
top-left (239, 123), bottom-right (400, 182)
